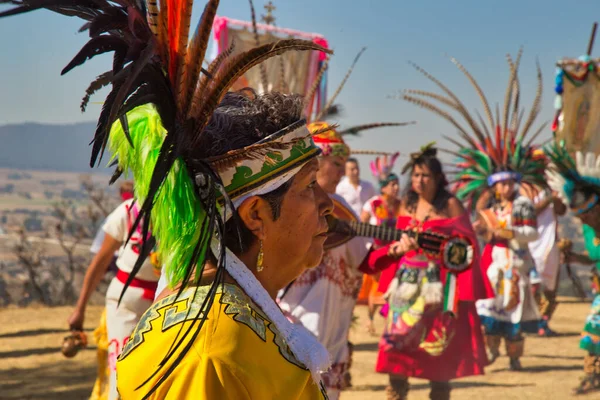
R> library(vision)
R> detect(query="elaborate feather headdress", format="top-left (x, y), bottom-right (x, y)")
top-left (0, 0), bottom-right (333, 390)
top-left (402, 50), bottom-right (547, 208)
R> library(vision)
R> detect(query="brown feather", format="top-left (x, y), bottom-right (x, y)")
top-left (81, 70), bottom-right (113, 112)
top-left (351, 150), bottom-right (397, 156)
top-left (506, 54), bottom-right (520, 135)
top-left (438, 147), bottom-right (466, 159)
top-left (502, 52), bottom-right (518, 142)
top-left (179, 0), bottom-right (220, 117)
top-left (338, 121), bottom-right (416, 135)
top-left (208, 140), bottom-right (301, 172)
top-left (402, 89), bottom-right (457, 110)
top-left (495, 102), bottom-right (500, 130)
top-left (189, 39), bottom-right (235, 119)
top-left (519, 58), bottom-right (543, 141)
top-left (448, 56), bottom-right (495, 135)
top-left (192, 39), bottom-right (332, 140)
top-left (403, 94), bottom-right (478, 149)
top-left (315, 47), bottom-right (366, 121)
top-left (443, 134), bottom-right (468, 150)
top-left (278, 56), bottom-right (289, 93)
top-left (475, 110), bottom-right (492, 139)
top-left (304, 56), bottom-right (329, 121)
top-left (146, 0), bottom-right (159, 37)
top-left (513, 108), bottom-right (525, 140)
top-left (248, 0), bottom-right (269, 93)
top-left (174, 0), bottom-right (194, 110)
top-left (157, 0), bottom-right (169, 64)
top-left (409, 61), bottom-right (486, 144)
top-left (309, 124), bottom-right (340, 139)
top-left (524, 121), bottom-right (550, 148)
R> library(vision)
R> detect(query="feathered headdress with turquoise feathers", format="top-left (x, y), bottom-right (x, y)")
top-left (402, 49), bottom-right (548, 209)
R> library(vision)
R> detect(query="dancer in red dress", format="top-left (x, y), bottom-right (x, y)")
top-left (363, 144), bottom-right (488, 400)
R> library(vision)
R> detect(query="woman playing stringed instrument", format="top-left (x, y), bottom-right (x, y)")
top-left (363, 144), bottom-right (487, 400)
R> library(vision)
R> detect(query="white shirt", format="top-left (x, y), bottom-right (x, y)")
top-left (103, 199), bottom-right (159, 282)
top-left (335, 176), bottom-right (376, 217)
top-left (90, 219), bottom-right (107, 254)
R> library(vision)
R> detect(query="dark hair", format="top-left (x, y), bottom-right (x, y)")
top-left (346, 157), bottom-right (358, 166)
top-left (198, 89), bottom-right (304, 254)
top-left (195, 89), bottom-right (305, 156)
top-left (403, 155), bottom-right (451, 214)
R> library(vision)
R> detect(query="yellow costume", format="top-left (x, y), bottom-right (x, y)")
top-left (89, 309), bottom-right (109, 400)
top-left (117, 283), bottom-right (328, 399)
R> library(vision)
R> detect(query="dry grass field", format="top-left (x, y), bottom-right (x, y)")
top-left (0, 297), bottom-right (592, 400)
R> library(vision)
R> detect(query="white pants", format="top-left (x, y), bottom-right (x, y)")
top-left (105, 278), bottom-right (153, 400)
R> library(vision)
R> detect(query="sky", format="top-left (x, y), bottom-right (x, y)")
top-left (0, 0), bottom-right (599, 180)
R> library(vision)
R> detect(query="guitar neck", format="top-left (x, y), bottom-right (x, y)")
top-left (345, 220), bottom-right (407, 242)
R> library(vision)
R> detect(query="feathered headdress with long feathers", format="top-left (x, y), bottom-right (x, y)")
top-left (0, 0), bottom-right (329, 286)
top-left (0, 0), bottom-right (333, 391)
top-left (402, 49), bottom-right (547, 208)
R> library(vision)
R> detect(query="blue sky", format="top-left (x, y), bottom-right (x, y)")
top-left (0, 0), bottom-right (598, 178)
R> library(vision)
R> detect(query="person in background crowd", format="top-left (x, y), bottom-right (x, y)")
top-left (337, 157), bottom-right (377, 217)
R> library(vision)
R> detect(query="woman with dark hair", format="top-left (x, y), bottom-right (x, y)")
top-left (363, 144), bottom-right (487, 400)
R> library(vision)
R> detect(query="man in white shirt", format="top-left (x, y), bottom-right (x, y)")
top-left (336, 158), bottom-right (376, 216)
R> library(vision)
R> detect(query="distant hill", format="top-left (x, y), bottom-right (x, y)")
top-left (0, 122), bottom-right (112, 173)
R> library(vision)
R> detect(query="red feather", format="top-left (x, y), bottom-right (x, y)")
top-left (485, 136), bottom-right (499, 165)
top-left (167, 0), bottom-right (183, 84)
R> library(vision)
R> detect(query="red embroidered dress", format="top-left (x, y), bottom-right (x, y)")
top-left (364, 213), bottom-right (489, 380)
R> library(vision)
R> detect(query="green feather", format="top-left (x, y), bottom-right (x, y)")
top-left (456, 178), bottom-right (487, 201)
top-left (107, 104), bottom-right (205, 287)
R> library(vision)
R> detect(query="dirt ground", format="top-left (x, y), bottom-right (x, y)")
top-left (0, 298), bottom-right (592, 400)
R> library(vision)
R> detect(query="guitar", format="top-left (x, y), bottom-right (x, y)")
top-left (326, 215), bottom-right (473, 272)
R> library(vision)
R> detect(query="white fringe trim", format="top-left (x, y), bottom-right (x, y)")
top-left (212, 241), bottom-right (330, 384)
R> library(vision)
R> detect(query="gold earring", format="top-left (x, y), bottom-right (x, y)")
top-left (256, 240), bottom-right (264, 272)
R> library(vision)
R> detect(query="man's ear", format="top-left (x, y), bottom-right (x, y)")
top-left (236, 196), bottom-right (270, 240)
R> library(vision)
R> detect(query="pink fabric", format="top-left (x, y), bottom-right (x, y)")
top-left (212, 16), bottom-right (228, 43)
top-left (312, 37), bottom-right (330, 60)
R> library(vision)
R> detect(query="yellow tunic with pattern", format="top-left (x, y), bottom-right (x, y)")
top-left (116, 283), bottom-right (328, 399)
